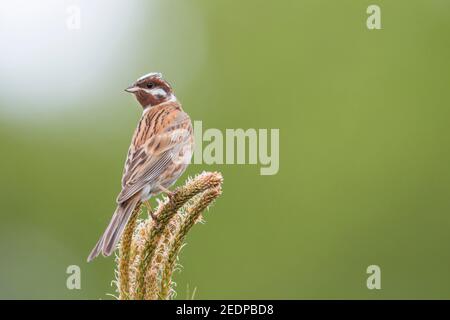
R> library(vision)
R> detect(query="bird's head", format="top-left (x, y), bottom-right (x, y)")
top-left (125, 72), bottom-right (175, 108)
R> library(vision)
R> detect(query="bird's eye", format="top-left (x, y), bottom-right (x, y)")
top-left (147, 82), bottom-right (155, 89)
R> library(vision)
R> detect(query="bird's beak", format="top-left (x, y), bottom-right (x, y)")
top-left (125, 84), bottom-right (139, 93)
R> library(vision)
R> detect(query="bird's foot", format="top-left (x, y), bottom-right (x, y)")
top-left (144, 200), bottom-right (157, 220)
top-left (159, 185), bottom-right (175, 200)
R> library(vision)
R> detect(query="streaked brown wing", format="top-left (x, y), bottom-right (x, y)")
top-left (116, 106), bottom-right (192, 204)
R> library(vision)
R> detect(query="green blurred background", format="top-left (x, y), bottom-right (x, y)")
top-left (1, 0), bottom-right (450, 299)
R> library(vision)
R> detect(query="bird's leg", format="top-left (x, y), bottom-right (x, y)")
top-left (159, 185), bottom-right (175, 200)
top-left (144, 200), bottom-right (157, 220)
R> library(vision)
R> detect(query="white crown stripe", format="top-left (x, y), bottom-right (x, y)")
top-left (137, 72), bottom-right (163, 82)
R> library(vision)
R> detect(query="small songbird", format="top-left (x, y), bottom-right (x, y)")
top-left (87, 72), bottom-right (194, 262)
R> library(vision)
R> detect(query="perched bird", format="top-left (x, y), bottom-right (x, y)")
top-left (87, 72), bottom-right (194, 262)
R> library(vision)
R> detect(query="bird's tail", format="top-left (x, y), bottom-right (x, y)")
top-left (87, 196), bottom-right (140, 262)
